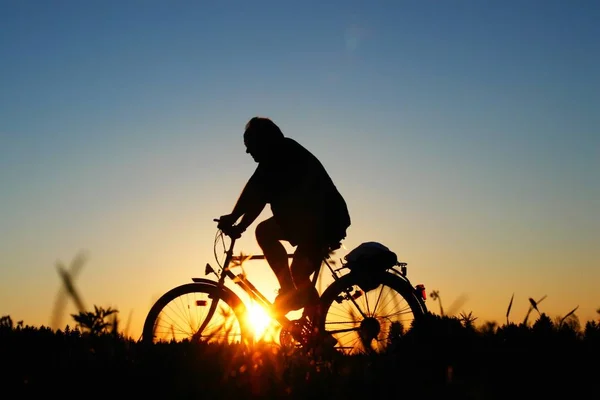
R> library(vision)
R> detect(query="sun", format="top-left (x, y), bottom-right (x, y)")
top-left (247, 302), bottom-right (274, 340)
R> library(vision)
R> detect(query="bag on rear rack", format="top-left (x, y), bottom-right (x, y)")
top-left (344, 242), bottom-right (398, 273)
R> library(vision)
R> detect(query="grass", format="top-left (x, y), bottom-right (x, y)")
top-left (2, 302), bottom-right (599, 400)
top-left (18, 250), bottom-right (600, 398)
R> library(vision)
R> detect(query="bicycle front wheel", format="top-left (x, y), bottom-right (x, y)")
top-left (142, 282), bottom-right (250, 345)
top-left (317, 271), bottom-right (426, 355)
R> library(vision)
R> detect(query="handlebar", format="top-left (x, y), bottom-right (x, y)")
top-left (214, 217), bottom-right (243, 239)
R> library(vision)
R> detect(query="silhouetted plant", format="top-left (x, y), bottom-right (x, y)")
top-left (429, 290), bottom-right (444, 316)
top-left (532, 313), bottom-right (554, 338)
top-left (2, 310), bottom-right (600, 399)
top-left (52, 251), bottom-right (88, 330)
top-left (0, 315), bottom-right (13, 329)
top-left (529, 297), bottom-right (541, 315)
top-left (584, 320), bottom-right (600, 341)
top-left (523, 295), bottom-right (547, 325)
top-left (506, 293), bottom-right (514, 324)
top-left (458, 311), bottom-right (477, 328)
top-left (558, 313), bottom-right (581, 338)
top-left (71, 305), bottom-right (118, 335)
top-left (559, 306), bottom-right (579, 328)
top-left (479, 320), bottom-right (498, 336)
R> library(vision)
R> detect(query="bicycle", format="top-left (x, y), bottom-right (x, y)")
top-left (142, 219), bottom-right (428, 355)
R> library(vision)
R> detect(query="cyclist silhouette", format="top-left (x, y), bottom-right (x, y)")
top-left (218, 117), bottom-right (351, 316)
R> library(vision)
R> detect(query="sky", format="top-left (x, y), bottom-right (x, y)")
top-left (1, 0), bottom-right (598, 339)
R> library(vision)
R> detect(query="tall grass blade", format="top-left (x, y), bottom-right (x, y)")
top-left (506, 293), bottom-right (514, 325)
top-left (529, 298), bottom-right (540, 315)
top-left (523, 295), bottom-right (547, 325)
top-left (559, 305), bottom-right (579, 327)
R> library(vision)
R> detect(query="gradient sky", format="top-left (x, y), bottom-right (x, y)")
top-left (1, 0), bottom-right (598, 339)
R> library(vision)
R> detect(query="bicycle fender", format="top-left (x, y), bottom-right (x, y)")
top-left (190, 278), bottom-right (243, 304)
top-left (191, 277), bottom-right (219, 286)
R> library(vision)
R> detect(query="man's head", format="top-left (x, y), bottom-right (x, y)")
top-left (243, 117), bottom-right (284, 163)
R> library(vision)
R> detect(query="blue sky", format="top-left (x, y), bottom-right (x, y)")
top-left (1, 1), bottom-right (598, 337)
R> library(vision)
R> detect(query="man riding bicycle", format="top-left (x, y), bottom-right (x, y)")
top-left (218, 117), bottom-right (351, 317)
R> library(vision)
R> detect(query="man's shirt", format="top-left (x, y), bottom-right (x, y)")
top-left (249, 138), bottom-right (350, 244)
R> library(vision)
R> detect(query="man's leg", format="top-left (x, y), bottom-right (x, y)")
top-left (290, 242), bottom-right (327, 311)
top-left (255, 217), bottom-right (294, 293)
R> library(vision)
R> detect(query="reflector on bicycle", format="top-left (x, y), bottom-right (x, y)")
top-left (196, 300), bottom-right (207, 306)
top-left (416, 284), bottom-right (427, 301)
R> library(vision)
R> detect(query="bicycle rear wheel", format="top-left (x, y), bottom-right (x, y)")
top-left (142, 282), bottom-right (250, 345)
top-left (317, 271), bottom-right (426, 355)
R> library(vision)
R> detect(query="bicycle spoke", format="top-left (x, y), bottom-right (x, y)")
top-left (325, 326), bottom-right (361, 335)
top-left (371, 284), bottom-right (384, 314)
top-left (147, 285), bottom-right (244, 344)
top-left (157, 293), bottom-right (208, 338)
top-left (319, 272), bottom-right (425, 355)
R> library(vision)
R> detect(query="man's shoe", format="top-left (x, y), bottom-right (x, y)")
top-left (273, 289), bottom-right (306, 315)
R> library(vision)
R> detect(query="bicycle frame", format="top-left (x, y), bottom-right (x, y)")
top-left (142, 219), bottom-right (429, 349)
top-left (193, 234), bottom-right (341, 337)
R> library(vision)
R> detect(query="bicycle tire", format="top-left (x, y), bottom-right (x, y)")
top-left (317, 271), bottom-right (427, 355)
top-left (142, 282), bottom-right (251, 345)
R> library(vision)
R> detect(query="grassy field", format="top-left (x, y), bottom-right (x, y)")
top-left (1, 310), bottom-right (599, 400)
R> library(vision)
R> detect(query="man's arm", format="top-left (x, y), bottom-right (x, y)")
top-left (236, 197), bottom-right (266, 232)
top-left (221, 168), bottom-right (267, 232)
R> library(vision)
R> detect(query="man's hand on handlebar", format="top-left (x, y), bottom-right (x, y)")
top-left (222, 224), bottom-right (245, 239)
top-left (215, 215), bottom-right (245, 239)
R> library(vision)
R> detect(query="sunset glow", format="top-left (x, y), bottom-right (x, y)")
top-left (247, 302), bottom-right (274, 340)
top-left (1, 2), bottom-right (598, 339)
